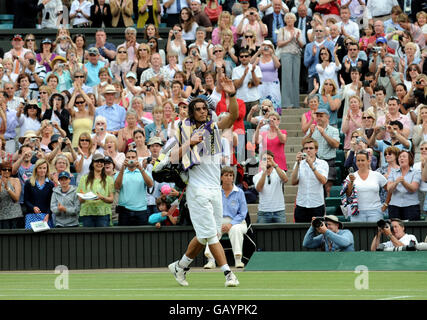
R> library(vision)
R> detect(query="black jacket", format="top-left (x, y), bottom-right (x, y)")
top-left (12, 0), bottom-right (45, 28)
top-left (42, 108), bottom-right (71, 139)
top-left (294, 14), bottom-right (312, 45)
top-left (90, 3), bottom-right (112, 28)
top-left (262, 12), bottom-right (285, 39)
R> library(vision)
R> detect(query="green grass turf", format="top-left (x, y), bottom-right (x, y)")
top-left (0, 270), bottom-right (426, 300)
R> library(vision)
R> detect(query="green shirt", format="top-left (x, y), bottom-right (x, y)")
top-left (77, 175), bottom-right (114, 217)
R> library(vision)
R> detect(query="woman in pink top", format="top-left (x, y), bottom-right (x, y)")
top-left (301, 94), bottom-right (319, 135)
top-left (254, 111), bottom-right (288, 171)
top-left (237, 7), bottom-right (268, 47)
top-left (211, 11), bottom-right (238, 45)
top-left (341, 95), bottom-right (363, 152)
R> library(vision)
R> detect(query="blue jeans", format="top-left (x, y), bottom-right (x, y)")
top-left (80, 215), bottom-right (110, 227)
top-left (117, 206), bottom-right (149, 226)
top-left (257, 210), bottom-right (286, 223)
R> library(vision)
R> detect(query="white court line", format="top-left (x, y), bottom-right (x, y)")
top-left (377, 296), bottom-right (413, 300)
top-left (0, 288), bottom-right (426, 292)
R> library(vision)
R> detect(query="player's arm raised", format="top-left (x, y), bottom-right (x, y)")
top-left (217, 76), bottom-right (238, 130)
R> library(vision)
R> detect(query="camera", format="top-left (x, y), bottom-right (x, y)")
top-left (312, 217), bottom-right (325, 229)
top-left (146, 156), bottom-right (152, 164)
top-left (100, 127), bottom-right (104, 131)
top-left (356, 137), bottom-right (362, 143)
top-left (173, 30), bottom-right (178, 35)
top-left (57, 63), bottom-right (65, 68)
top-left (264, 119), bottom-right (270, 125)
top-left (30, 138), bottom-right (37, 143)
top-left (146, 87), bottom-right (151, 92)
top-left (128, 160), bottom-right (135, 165)
top-left (192, 51), bottom-right (197, 57)
top-left (264, 46), bottom-right (270, 51)
top-left (362, 80), bottom-right (371, 87)
top-left (149, 42), bottom-right (154, 47)
top-left (61, 36), bottom-right (67, 40)
top-left (262, 108), bottom-right (268, 115)
top-left (380, 67), bottom-right (386, 77)
top-left (301, 152), bottom-right (307, 159)
top-left (29, 59), bottom-right (35, 65)
top-left (372, 46), bottom-right (382, 53)
top-left (416, 80), bottom-right (422, 85)
top-left (377, 219), bottom-right (394, 232)
top-left (129, 142), bottom-right (136, 149)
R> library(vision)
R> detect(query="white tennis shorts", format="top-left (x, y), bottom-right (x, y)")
top-left (186, 185), bottom-right (223, 239)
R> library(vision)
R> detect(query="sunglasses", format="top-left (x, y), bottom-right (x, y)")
top-left (118, 51), bottom-right (127, 53)
top-left (138, 48), bottom-right (148, 51)
top-left (27, 105), bottom-right (38, 109)
top-left (194, 106), bottom-right (208, 112)
top-left (303, 147), bottom-right (315, 150)
top-left (324, 83), bottom-right (333, 86)
top-left (75, 101), bottom-right (85, 105)
top-left (245, 36), bottom-right (254, 38)
top-left (75, 75), bottom-right (84, 78)
top-left (26, 39), bottom-right (35, 42)
top-left (240, 55), bottom-right (249, 58)
top-left (362, 116), bottom-right (373, 119)
top-left (80, 139), bottom-right (90, 142)
top-left (40, 91), bottom-right (48, 94)
top-left (1, 168), bottom-right (12, 172)
top-left (94, 160), bottom-right (105, 164)
top-left (185, 61), bottom-right (193, 64)
top-left (214, 50), bottom-right (223, 54)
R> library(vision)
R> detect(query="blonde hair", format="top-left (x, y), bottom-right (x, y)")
top-left (218, 11), bottom-right (233, 29)
top-left (321, 79), bottom-right (338, 96)
top-left (417, 104), bottom-right (427, 125)
top-left (30, 158), bottom-right (50, 187)
top-left (105, 135), bottom-right (118, 151)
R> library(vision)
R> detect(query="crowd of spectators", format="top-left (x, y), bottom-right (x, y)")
top-left (1, 0), bottom-right (427, 235)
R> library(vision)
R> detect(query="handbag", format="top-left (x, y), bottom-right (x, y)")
top-left (314, 1), bottom-right (333, 14)
top-left (204, 0), bottom-right (222, 23)
top-left (25, 213), bottom-right (54, 230)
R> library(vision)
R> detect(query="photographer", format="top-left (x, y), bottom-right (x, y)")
top-left (23, 51), bottom-right (47, 95)
top-left (292, 137), bottom-right (329, 223)
top-left (114, 149), bottom-right (153, 226)
top-left (303, 215), bottom-right (355, 252)
top-left (370, 218), bottom-right (418, 251)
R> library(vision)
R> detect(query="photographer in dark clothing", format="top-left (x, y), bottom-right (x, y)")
top-left (12, 0), bottom-right (51, 28)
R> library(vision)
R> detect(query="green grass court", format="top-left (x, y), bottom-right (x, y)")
top-left (0, 270), bottom-right (426, 300)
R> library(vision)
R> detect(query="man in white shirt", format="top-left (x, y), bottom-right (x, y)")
top-left (117, 27), bottom-right (140, 63)
top-left (253, 150), bottom-right (288, 223)
top-left (232, 48), bottom-right (262, 120)
top-left (3, 34), bottom-right (31, 79)
top-left (69, 0), bottom-right (92, 28)
top-left (367, 0), bottom-right (398, 23)
top-left (370, 218), bottom-right (418, 251)
top-left (337, 6), bottom-right (360, 41)
top-left (291, 136), bottom-right (329, 222)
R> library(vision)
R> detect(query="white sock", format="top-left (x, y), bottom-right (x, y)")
top-left (220, 264), bottom-right (231, 273)
top-left (178, 254), bottom-right (193, 269)
top-left (235, 255), bottom-right (242, 264)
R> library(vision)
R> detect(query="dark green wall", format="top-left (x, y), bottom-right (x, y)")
top-left (0, 223), bottom-right (426, 271)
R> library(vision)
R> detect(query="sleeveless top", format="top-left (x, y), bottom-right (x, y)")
top-left (0, 181), bottom-right (23, 220)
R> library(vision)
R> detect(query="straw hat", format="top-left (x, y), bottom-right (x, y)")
top-left (18, 130), bottom-right (42, 145)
